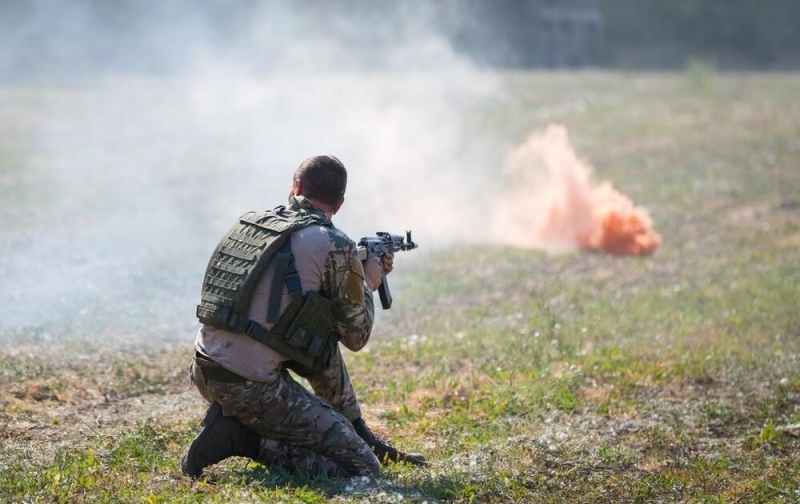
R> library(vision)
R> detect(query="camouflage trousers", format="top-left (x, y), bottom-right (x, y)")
top-left (190, 344), bottom-right (380, 478)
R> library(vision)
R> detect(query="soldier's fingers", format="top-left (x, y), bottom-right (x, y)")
top-left (383, 253), bottom-right (394, 273)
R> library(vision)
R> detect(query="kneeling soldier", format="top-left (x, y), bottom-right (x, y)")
top-left (182, 155), bottom-right (426, 479)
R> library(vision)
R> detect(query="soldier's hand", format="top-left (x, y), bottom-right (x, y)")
top-left (363, 257), bottom-right (384, 291)
top-left (382, 252), bottom-right (394, 275)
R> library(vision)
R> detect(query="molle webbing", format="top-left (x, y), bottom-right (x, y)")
top-left (195, 206), bottom-right (329, 329)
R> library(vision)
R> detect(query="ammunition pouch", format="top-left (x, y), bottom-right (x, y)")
top-left (265, 291), bottom-right (338, 376)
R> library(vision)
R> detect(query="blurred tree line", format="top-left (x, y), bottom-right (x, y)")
top-left (601, 0), bottom-right (800, 68)
top-left (2, 0), bottom-right (799, 79)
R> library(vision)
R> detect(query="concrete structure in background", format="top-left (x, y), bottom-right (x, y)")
top-left (534, 5), bottom-right (603, 67)
top-left (445, 0), bottom-right (604, 68)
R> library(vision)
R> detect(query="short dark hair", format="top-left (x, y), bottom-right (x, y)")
top-left (293, 155), bottom-right (347, 205)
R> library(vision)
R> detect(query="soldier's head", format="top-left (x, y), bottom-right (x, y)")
top-left (290, 155), bottom-right (348, 214)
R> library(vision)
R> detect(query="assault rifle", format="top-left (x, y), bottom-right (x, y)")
top-left (357, 231), bottom-right (418, 309)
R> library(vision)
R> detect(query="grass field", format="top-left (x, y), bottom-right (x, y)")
top-left (1, 70), bottom-right (799, 503)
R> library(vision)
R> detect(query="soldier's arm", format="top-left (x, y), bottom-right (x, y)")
top-left (323, 241), bottom-right (374, 351)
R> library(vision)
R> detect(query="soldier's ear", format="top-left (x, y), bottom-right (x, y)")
top-left (292, 179), bottom-right (304, 196)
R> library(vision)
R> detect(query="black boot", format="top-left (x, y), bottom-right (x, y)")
top-left (181, 402), bottom-right (261, 479)
top-left (352, 417), bottom-right (427, 467)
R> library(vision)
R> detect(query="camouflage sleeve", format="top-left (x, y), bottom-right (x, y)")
top-left (323, 239), bottom-right (374, 351)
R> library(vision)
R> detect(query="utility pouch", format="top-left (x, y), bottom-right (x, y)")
top-left (267, 291), bottom-right (337, 376)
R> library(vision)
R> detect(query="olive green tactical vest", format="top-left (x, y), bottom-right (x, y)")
top-left (196, 205), bottom-right (338, 376)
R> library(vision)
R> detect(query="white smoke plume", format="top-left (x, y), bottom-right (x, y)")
top-left (0, 1), bottom-right (503, 340)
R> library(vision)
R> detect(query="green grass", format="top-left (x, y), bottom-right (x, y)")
top-left (2, 69), bottom-right (800, 502)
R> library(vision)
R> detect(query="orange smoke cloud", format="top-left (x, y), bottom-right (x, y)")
top-left (492, 124), bottom-right (661, 256)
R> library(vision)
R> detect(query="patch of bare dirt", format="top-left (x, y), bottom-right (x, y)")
top-left (0, 343), bottom-right (205, 462)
